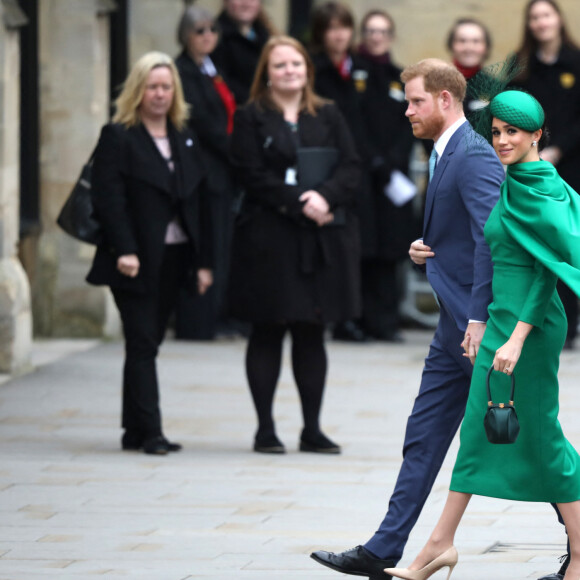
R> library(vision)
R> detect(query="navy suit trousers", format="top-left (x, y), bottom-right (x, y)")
top-left (364, 306), bottom-right (474, 561)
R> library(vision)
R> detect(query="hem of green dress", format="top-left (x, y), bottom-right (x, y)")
top-left (449, 484), bottom-right (580, 504)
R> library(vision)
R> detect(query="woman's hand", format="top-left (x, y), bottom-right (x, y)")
top-left (492, 321), bottom-right (533, 376)
top-left (117, 254), bottom-right (140, 278)
top-left (197, 268), bottom-right (213, 295)
top-left (300, 190), bottom-right (334, 226)
top-left (493, 337), bottom-right (523, 376)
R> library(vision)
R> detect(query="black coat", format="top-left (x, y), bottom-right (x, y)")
top-left (228, 102), bottom-right (361, 323)
top-left (86, 122), bottom-right (212, 293)
top-left (175, 51), bottom-right (234, 198)
top-left (211, 11), bottom-right (270, 105)
top-left (515, 46), bottom-right (580, 189)
top-left (310, 51), bottom-right (373, 160)
top-left (358, 55), bottom-right (419, 260)
top-left (311, 51), bottom-right (417, 259)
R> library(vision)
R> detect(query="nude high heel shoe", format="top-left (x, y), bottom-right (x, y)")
top-left (384, 546), bottom-right (458, 580)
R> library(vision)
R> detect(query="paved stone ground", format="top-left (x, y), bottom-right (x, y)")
top-left (0, 331), bottom-right (578, 579)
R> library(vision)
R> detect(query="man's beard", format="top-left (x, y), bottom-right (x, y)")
top-left (411, 106), bottom-right (446, 140)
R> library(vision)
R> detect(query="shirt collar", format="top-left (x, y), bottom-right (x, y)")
top-left (434, 117), bottom-right (467, 160)
top-left (200, 56), bottom-right (217, 77)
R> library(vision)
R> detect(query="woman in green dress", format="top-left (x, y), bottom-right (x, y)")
top-left (385, 90), bottom-right (580, 580)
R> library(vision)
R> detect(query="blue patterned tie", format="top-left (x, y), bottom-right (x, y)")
top-left (428, 149), bottom-right (438, 182)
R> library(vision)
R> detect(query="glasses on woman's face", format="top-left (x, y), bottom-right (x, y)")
top-left (363, 28), bottom-right (392, 38)
top-left (194, 25), bottom-right (218, 35)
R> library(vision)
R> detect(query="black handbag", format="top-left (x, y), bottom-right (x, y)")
top-left (483, 365), bottom-right (520, 444)
top-left (56, 147), bottom-right (103, 245)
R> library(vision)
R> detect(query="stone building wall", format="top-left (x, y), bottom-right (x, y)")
top-left (33, 0), bottom-right (116, 338)
top-left (0, 4), bottom-right (32, 373)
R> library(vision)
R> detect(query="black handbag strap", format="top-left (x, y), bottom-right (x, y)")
top-left (486, 364), bottom-right (516, 406)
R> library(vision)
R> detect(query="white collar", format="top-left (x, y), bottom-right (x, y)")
top-left (200, 56), bottom-right (217, 77)
top-left (433, 117), bottom-right (467, 161)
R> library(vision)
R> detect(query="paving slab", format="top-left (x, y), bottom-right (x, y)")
top-left (0, 331), bottom-right (578, 579)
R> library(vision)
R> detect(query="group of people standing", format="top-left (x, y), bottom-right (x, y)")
top-left (82, 1), bottom-right (580, 576)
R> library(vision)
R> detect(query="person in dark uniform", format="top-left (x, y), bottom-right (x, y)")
top-left (356, 9), bottom-right (418, 342)
top-left (229, 35), bottom-right (361, 455)
top-left (175, 5), bottom-right (238, 339)
top-left (307, 1), bottom-right (372, 342)
top-left (514, 0), bottom-right (580, 356)
top-left (446, 17), bottom-right (492, 116)
top-left (86, 52), bottom-right (213, 455)
top-left (211, 0), bottom-right (274, 104)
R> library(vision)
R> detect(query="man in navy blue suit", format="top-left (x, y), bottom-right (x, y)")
top-left (311, 59), bottom-right (505, 579)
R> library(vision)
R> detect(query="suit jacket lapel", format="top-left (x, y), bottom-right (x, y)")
top-left (168, 122), bottom-right (203, 198)
top-left (423, 122), bottom-right (468, 234)
top-left (133, 124), bottom-right (174, 196)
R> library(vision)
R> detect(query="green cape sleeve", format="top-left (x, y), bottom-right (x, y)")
top-left (500, 160), bottom-right (580, 298)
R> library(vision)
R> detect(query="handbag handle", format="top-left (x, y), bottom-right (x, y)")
top-left (486, 364), bottom-right (516, 407)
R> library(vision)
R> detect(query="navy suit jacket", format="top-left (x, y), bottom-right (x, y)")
top-left (422, 121), bottom-right (504, 331)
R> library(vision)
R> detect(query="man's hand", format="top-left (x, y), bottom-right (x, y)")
top-left (409, 239), bottom-right (435, 265)
top-left (461, 322), bottom-right (486, 365)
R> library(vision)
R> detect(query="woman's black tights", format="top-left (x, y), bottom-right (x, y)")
top-left (245, 322), bottom-right (327, 438)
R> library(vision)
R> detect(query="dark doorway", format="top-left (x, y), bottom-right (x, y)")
top-left (19, 0), bottom-right (39, 238)
top-left (289, 0), bottom-right (313, 42)
top-left (109, 0), bottom-right (128, 116)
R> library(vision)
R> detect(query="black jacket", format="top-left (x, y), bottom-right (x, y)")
top-left (310, 51), bottom-right (373, 161)
top-left (228, 102), bottom-right (361, 323)
top-left (175, 51), bottom-right (234, 198)
top-left (515, 46), bottom-right (580, 189)
top-left (211, 11), bottom-right (270, 105)
top-left (86, 122), bottom-right (212, 293)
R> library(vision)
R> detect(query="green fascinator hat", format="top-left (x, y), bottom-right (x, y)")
top-left (467, 56), bottom-right (545, 143)
top-left (490, 90), bottom-right (545, 132)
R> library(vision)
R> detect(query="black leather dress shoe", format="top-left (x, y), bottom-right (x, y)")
top-left (333, 321), bottom-right (369, 342)
top-left (121, 432), bottom-right (143, 451)
top-left (311, 545), bottom-right (394, 579)
top-left (143, 436), bottom-right (182, 455)
top-left (538, 553), bottom-right (570, 580)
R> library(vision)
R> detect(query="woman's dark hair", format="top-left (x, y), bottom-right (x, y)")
top-left (308, 2), bottom-right (355, 54)
top-left (515, 0), bottom-right (579, 80)
top-left (446, 18), bottom-right (492, 59)
top-left (538, 122), bottom-right (550, 150)
top-left (360, 9), bottom-right (395, 38)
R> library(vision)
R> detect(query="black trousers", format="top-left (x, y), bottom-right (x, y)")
top-left (112, 244), bottom-right (188, 438)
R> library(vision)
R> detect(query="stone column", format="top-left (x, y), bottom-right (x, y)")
top-left (34, 0), bottom-right (117, 337)
top-left (0, 3), bottom-right (33, 373)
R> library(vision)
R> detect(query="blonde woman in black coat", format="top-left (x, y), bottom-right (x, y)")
top-left (87, 52), bottom-right (213, 455)
top-left (229, 36), bottom-right (361, 454)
